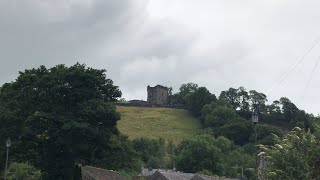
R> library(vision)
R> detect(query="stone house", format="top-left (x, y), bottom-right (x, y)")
top-left (147, 85), bottom-right (169, 105)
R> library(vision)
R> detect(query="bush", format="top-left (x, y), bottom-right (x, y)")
top-left (7, 162), bottom-right (42, 180)
top-left (132, 138), bottom-right (166, 168)
top-left (259, 127), bottom-right (320, 179)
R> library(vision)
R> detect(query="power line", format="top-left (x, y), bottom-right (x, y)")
top-left (298, 56), bottom-right (320, 104)
top-left (266, 38), bottom-right (320, 98)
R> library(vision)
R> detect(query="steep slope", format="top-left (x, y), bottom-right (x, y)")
top-left (116, 106), bottom-right (202, 144)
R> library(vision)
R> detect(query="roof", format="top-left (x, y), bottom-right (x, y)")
top-left (141, 168), bottom-right (158, 176)
top-left (143, 169), bottom-right (237, 180)
top-left (81, 165), bottom-right (125, 180)
top-left (146, 170), bottom-right (193, 180)
top-left (160, 171), bottom-right (194, 180)
top-left (191, 174), bottom-right (237, 180)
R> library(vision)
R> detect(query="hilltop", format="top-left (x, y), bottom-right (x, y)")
top-left (116, 106), bottom-right (202, 144)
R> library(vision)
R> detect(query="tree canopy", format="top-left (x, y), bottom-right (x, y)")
top-left (1, 70), bottom-right (319, 179)
top-left (0, 63), bottom-right (124, 179)
top-left (259, 127), bottom-right (320, 179)
top-left (170, 83), bottom-right (216, 116)
top-left (175, 133), bottom-right (254, 177)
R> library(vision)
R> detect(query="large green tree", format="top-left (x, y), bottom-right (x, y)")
top-left (249, 90), bottom-right (267, 115)
top-left (220, 87), bottom-right (270, 121)
top-left (220, 117), bottom-right (253, 145)
top-left (176, 134), bottom-right (224, 174)
top-left (0, 63), bottom-right (122, 179)
top-left (176, 134), bottom-right (255, 178)
top-left (132, 138), bottom-right (166, 168)
top-left (219, 87), bottom-right (241, 110)
top-left (201, 101), bottom-right (253, 145)
top-left (171, 83), bottom-right (216, 116)
top-left (202, 104), bottom-right (237, 128)
top-left (187, 87), bottom-right (217, 116)
top-left (170, 83), bottom-right (198, 105)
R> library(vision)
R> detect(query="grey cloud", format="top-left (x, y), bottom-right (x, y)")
top-left (0, 0), bottom-right (145, 80)
top-left (1, 0), bottom-right (320, 114)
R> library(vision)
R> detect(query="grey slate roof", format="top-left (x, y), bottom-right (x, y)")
top-left (141, 168), bottom-right (159, 176)
top-left (146, 170), bottom-right (193, 180)
top-left (81, 165), bottom-right (125, 180)
top-left (160, 170), bottom-right (194, 180)
top-left (144, 170), bottom-right (237, 180)
top-left (191, 174), bottom-right (237, 180)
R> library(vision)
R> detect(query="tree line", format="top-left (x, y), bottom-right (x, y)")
top-left (169, 83), bottom-right (315, 145)
top-left (0, 64), bottom-right (319, 179)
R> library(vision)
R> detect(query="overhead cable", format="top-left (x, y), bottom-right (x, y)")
top-left (298, 55), bottom-right (320, 104)
top-left (266, 38), bottom-right (320, 98)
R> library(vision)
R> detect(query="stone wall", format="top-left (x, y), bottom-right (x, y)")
top-left (147, 85), bottom-right (169, 105)
top-left (115, 102), bottom-right (188, 109)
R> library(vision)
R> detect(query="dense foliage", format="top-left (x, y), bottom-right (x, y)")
top-left (169, 83), bottom-right (319, 179)
top-left (0, 66), bottom-right (318, 179)
top-left (132, 138), bottom-right (166, 168)
top-left (170, 84), bottom-right (316, 146)
top-left (175, 133), bottom-right (255, 178)
top-left (7, 162), bottom-right (42, 180)
top-left (259, 127), bottom-right (320, 179)
top-left (0, 64), bottom-right (130, 179)
top-left (171, 83), bottom-right (216, 116)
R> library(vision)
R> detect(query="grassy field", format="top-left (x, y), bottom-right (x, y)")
top-left (116, 106), bottom-right (202, 144)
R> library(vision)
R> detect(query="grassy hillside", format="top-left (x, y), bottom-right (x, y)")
top-left (116, 106), bottom-right (202, 144)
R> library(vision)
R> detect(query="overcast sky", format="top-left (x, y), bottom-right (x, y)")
top-left (1, 0), bottom-right (320, 115)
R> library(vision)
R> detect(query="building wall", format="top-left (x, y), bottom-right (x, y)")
top-left (147, 85), bottom-right (169, 105)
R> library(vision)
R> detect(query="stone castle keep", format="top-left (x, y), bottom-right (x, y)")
top-left (117, 85), bottom-right (186, 109)
top-left (147, 85), bottom-right (169, 105)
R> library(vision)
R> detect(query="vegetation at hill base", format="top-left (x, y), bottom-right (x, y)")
top-left (117, 106), bottom-right (202, 144)
top-left (259, 126), bottom-right (320, 179)
top-left (0, 64), bottom-right (319, 179)
top-left (6, 162), bottom-right (42, 180)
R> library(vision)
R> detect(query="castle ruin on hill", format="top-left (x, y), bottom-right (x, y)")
top-left (117, 84), bottom-right (186, 109)
top-left (147, 85), bottom-right (169, 105)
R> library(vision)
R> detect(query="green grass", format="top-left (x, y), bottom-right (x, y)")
top-left (117, 106), bottom-right (202, 144)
